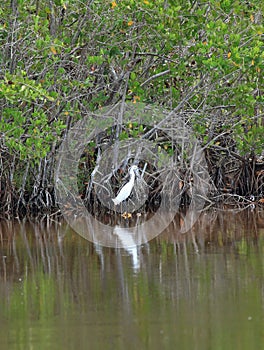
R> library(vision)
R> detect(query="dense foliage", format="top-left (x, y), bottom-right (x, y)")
top-left (0, 0), bottom-right (263, 215)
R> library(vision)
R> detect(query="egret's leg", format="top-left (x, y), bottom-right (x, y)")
top-left (124, 200), bottom-right (129, 225)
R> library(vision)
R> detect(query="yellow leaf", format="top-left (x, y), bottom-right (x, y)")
top-left (111, 1), bottom-right (117, 9)
top-left (251, 60), bottom-right (255, 66)
top-left (122, 212), bottom-right (132, 219)
top-left (127, 20), bottom-right (134, 26)
top-left (232, 61), bottom-right (240, 67)
top-left (250, 14), bottom-right (254, 23)
top-left (143, 0), bottom-right (150, 4)
top-left (133, 95), bottom-right (140, 103)
top-left (227, 52), bottom-right (231, 59)
top-left (50, 46), bottom-right (57, 55)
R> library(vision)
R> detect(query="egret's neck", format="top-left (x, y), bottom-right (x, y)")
top-left (129, 171), bottom-right (136, 181)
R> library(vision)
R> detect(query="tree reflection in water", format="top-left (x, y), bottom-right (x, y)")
top-left (0, 208), bottom-right (264, 350)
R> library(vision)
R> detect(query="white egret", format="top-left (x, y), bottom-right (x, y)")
top-left (112, 165), bottom-right (139, 205)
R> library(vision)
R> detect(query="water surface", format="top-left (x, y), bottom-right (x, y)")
top-left (0, 208), bottom-right (264, 349)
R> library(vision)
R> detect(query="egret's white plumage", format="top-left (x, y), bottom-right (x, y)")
top-left (112, 165), bottom-right (139, 205)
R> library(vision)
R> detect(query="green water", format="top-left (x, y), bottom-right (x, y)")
top-left (0, 209), bottom-right (264, 349)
